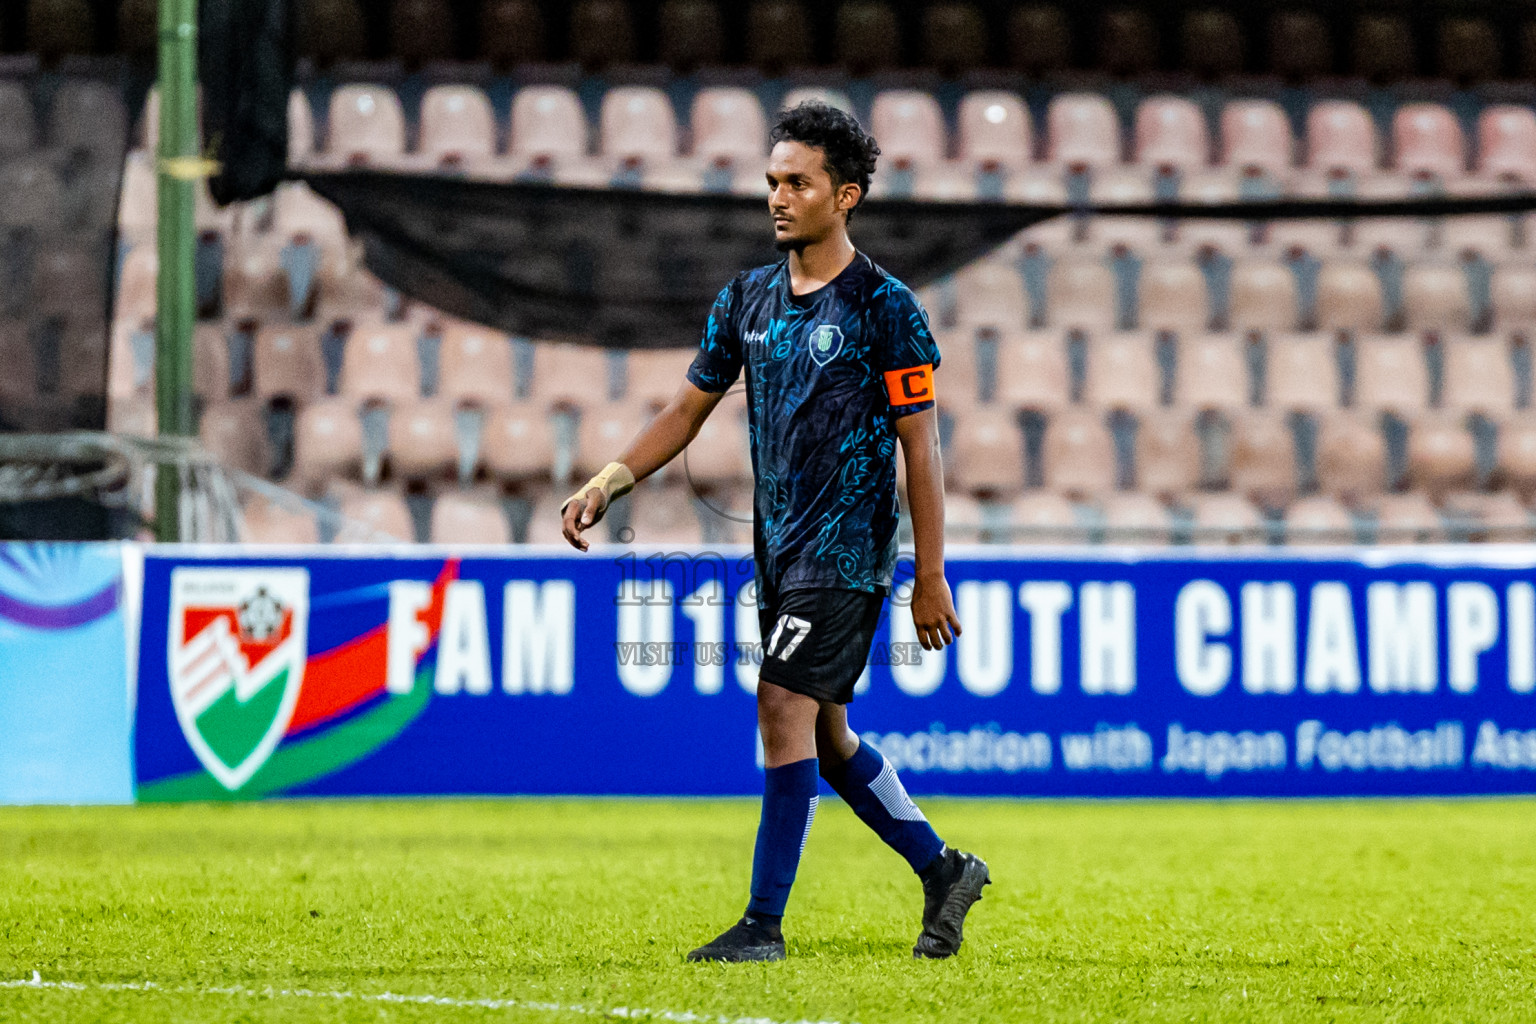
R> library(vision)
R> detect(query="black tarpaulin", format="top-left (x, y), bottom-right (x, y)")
top-left (303, 171), bottom-right (1536, 350)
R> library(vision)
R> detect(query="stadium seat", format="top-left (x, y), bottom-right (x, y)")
top-left (684, 406), bottom-right (750, 487)
top-left (1084, 331), bottom-right (1159, 410)
top-left (1402, 265), bottom-right (1472, 333)
top-left (1139, 263), bottom-right (1209, 333)
top-left (746, 0), bottom-right (812, 72)
top-left (296, 0), bottom-right (368, 64)
top-left (387, 401), bottom-right (459, 482)
top-left (835, 1), bottom-right (901, 75)
top-left (32, 239), bottom-right (104, 320)
top-left (1007, 5), bottom-right (1072, 74)
top-left (253, 325), bottom-right (326, 402)
top-left (1047, 260), bottom-right (1116, 331)
top-left (1133, 408), bottom-right (1200, 496)
top-left (193, 325), bottom-right (232, 403)
top-left (1186, 492), bottom-right (1264, 545)
top-left (1349, 175), bottom-right (1424, 256)
top-left (438, 323), bottom-right (514, 407)
top-left (658, 0), bottom-right (724, 70)
top-left (1171, 172), bottom-right (1249, 253)
top-left (107, 319), bottom-right (153, 401)
top-left (114, 246), bottom-right (158, 322)
top-left (948, 407), bottom-right (1026, 498)
top-left (1083, 172), bottom-right (1162, 253)
top-left (1220, 100), bottom-right (1294, 178)
top-left (48, 80), bottom-right (128, 162)
top-left (1046, 93), bottom-right (1122, 170)
top-left (1134, 96), bottom-right (1210, 172)
top-left (571, 0), bottom-right (636, 68)
top-left (957, 91), bottom-right (1032, 173)
top-left (1499, 415), bottom-right (1536, 497)
top-left (326, 86), bottom-right (407, 167)
top-left (1176, 333), bottom-right (1247, 410)
top-left (1101, 491), bottom-right (1171, 544)
top-left (1393, 104), bottom-right (1466, 182)
top-left (241, 497), bottom-right (321, 544)
top-left (933, 329), bottom-right (979, 402)
top-left (482, 403), bottom-right (556, 482)
top-left (1284, 495), bottom-right (1354, 544)
top-left (418, 86), bottom-right (497, 168)
top-left (0, 157), bottom-right (63, 231)
top-left (479, 0), bottom-right (547, 67)
top-left (954, 260), bottom-right (1028, 330)
top-left (1372, 491), bottom-right (1443, 544)
top-left (574, 402), bottom-right (651, 480)
top-left (923, 3), bottom-right (988, 76)
top-left (509, 86), bottom-right (591, 171)
top-left (387, 0), bottom-right (455, 67)
top-left (0, 81), bottom-right (36, 157)
top-left (1229, 261), bottom-right (1298, 332)
top-left (1491, 266), bottom-right (1536, 332)
top-left (623, 348), bottom-right (693, 408)
top-left (871, 91), bottom-right (947, 170)
top-left (288, 90), bottom-right (316, 163)
top-left (1316, 411), bottom-right (1388, 499)
top-left (1228, 411), bottom-right (1298, 506)
top-left (1442, 335), bottom-right (1516, 416)
top-left (335, 487), bottom-right (416, 543)
top-left (1043, 409), bottom-right (1117, 496)
top-left (1408, 414), bottom-right (1477, 498)
top-left (1354, 334), bottom-right (1429, 414)
top-left (222, 242), bottom-right (290, 322)
top-left (995, 330), bottom-right (1071, 412)
top-left (1443, 490), bottom-right (1532, 542)
top-left (1478, 106), bottom-right (1536, 183)
top-left (1008, 491), bottom-right (1078, 543)
top-left (339, 324), bottom-right (421, 403)
top-left (1314, 262), bottom-right (1384, 332)
top-left (431, 490), bottom-right (512, 544)
top-left (1305, 101), bottom-right (1378, 176)
top-left (531, 343), bottom-right (613, 411)
top-left (599, 87), bottom-right (678, 168)
top-left (292, 399), bottom-right (364, 488)
top-left (200, 400), bottom-right (270, 476)
top-left (1265, 332), bottom-right (1340, 411)
top-left (691, 89), bottom-right (766, 169)
top-left (628, 482), bottom-right (705, 544)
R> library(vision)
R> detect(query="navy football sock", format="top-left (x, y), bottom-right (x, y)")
top-left (746, 758), bottom-right (820, 920)
top-left (821, 740), bottom-right (945, 873)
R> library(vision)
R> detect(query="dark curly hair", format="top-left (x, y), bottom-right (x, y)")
top-left (769, 100), bottom-right (880, 223)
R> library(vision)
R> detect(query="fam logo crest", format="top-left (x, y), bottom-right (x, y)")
top-left (168, 568), bottom-right (309, 791)
top-left (808, 324), bottom-right (845, 366)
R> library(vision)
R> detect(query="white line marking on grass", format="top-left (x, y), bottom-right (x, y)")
top-left (2, 972), bottom-right (857, 1024)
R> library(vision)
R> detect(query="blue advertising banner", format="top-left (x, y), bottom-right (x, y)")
top-left (0, 544), bottom-right (133, 804)
top-left (133, 545), bottom-right (1536, 799)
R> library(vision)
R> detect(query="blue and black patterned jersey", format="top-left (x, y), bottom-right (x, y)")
top-left (686, 252), bottom-right (942, 604)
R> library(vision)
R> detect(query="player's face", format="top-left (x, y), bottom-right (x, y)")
top-left (765, 140), bottom-right (858, 251)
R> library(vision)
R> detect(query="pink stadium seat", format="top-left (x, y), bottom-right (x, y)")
top-left (933, 329), bottom-right (979, 401)
top-left (628, 483), bottom-right (704, 545)
top-left (339, 324), bottom-right (421, 403)
top-left (1442, 335), bottom-right (1515, 415)
top-left (1285, 495), bottom-right (1354, 544)
top-left (223, 241), bottom-right (290, 321)
top-left (1134, 95), bottom-right (1210, 171)
top-left (200, 400), bottom-right (269, 476)
top-left (326, 85), bottom-right (407, 166)
top-left (1007, 176), bottom-right (1072, 246)
top-left (114, 246), bottom-right (158, 322)
top-left (431, 490), bottom-right (511, 544)
top-left (1348, 175), bottom-right (1426, 255)
top-left (1172, 173), bottom-right (1249, 253)
top-left (1316, 411), bottom-right (1387, 500)
top-left (419, 86), bottom-right (497, 168)
top-left (531, 343), bottom-right (612, 411)
top-left (439, 323), bottom-right (515, 407)
top-left (871, 90), bottom-right (948, 169)
top-left (117, 152), bottom-right (158, 243)
top-left (1354, 334), bottom-right (1429, 413)
top-left (685, 406), bottom-right (750, 486)
top-left (292, 399), bottom-right (364, 488)
top-left (1393, 103), bottom-right (1467, 181)
top-left (1084, 172), bottom-right (1163, 253)
top-left (954, 260), bottom-right (1028, 330)
top-left (482, 404), bottom-right (556, 482)
top-left (948, 407), bottom-right (1025, 497)
top-left (624, 348), bottom-right (694, 408)
top-left (1186, 492), bottom-right (1264, 545)
top-left (335, 488), bottom-right (415, 543)
top-left (1139, 262), bottom-right (1209, 333)
top-left (1408, 414), bottom-right (1477, 498)
top-left (574, 402), bottom-right (650, 479)
top-left (288, 90), bottom-right (316, 162)
top-left (510, 86), bottom-right (588, 167)
top-left (1478, 106), bottom-right (1536, 183)
top-left (996, 330), bottom-right (1071, 412)
top-left (193, 326), bottom-right (232, 404)
top-left (1134, 408), bottom-right (1200, 496)
top-left (1500, 415), bottom-right (1536, 497)
top-left (1176, 333), bottom-right (1247, 410)
top-left (691, 88), bottom-right (766, 169)
top-left (1443, 490), bottom-right (1532, 542)
top-left (1084, 331), bottom-right (1159, 410)
top-left (1228, 411), bottom-right (1298, 506)
top-left (1491, 266), bottom-right (1536, 332)
top-left (1046, 93), bottom-right (1121, 170)
top-left (1314, 262), bottom-right (1384, 332)
top-left (599, 86), bottom-right (678, 167)
top-left (1101, 491), bottom-right (1171, 545)
top-left (1229, 261), bottom-right (1299, 333)
top-left (0, 80), bottom-right (36, 156)
top-left (49, 79), bottom-right (128, 160)
top-left (1265, 332), bottom-right (1339, 412)
top-left (1306, 101), bottom-right (1378, 176)
top-left (1372, 492), bottom-right (1443, 545)
top-left (241, 497), bottom-right (321, 544)
top-left (108, 320), bottom-right (152, 402)
top-left (1220, 100), bottom-right (1293, 177)
top-left (1402, 265), bottom-right (1472, 333)
top-left (957, 91), bottom-right (1032, 172)
top-left (387, 401), bottom-right (459, 481)
top-left (253, 325), bottom-right (326, 402)
top-left (1008, 491), bottom-right (1078, 543)
top-left (273, 182), bottom-right (350, 253)
top-left (0, 157), bottom-right (63, 230)
top-left (1047, 260), bottom-right (1116, 331)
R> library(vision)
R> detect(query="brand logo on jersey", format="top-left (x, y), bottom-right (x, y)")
top-left (168, 567), bottom-right (309, 791)
top-left (808, 325), bottom-right (845, 366)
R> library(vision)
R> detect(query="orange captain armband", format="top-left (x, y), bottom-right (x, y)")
top-left (883, 364), bottom-right (935, 406)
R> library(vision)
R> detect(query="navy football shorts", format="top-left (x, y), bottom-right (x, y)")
top-left (757, 587), bottom-right (886, 704)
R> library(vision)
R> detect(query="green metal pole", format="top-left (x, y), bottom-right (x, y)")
top-left (153, 0), bottom-right (198, 542)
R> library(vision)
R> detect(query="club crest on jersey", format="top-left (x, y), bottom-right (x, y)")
top-left (168, 567), bottom-right (309, 791)
top-left (808, 324), bottom-right (845, 366)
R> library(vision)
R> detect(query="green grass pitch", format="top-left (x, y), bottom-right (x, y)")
top-left (2, 798), bottom-right (1535, 1023)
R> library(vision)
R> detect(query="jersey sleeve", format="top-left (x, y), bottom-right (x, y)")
top-left (686, 280), bottom-right (744, 393)
top-left (875, 285), bottom-right (942, 417)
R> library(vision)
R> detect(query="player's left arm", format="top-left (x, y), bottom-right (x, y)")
top-left (894, 408), bottom-right (962, 651)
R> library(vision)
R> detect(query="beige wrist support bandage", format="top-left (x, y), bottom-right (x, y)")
top-left (562, 461), bottom-right (635, 515)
